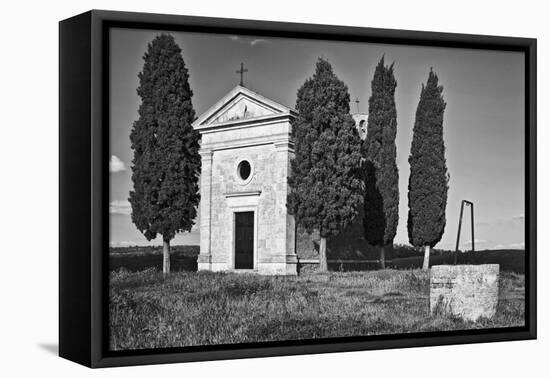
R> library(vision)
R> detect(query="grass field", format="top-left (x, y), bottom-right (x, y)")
top-left (109, 268), bottom-right (525, 351)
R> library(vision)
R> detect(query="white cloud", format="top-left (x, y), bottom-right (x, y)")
top-left (506, 242), bottom-right (525, 249)
top-left (110, 241), bottom-right (133, 247)
top-left (492, 242), bottom-right (525, 250)
top-left (460, 238), bottom-right (487, 245)
top-left (227, 35), bottom-right (268, 46)
top-left (109, 155), bottom-right (126, 173)
top-left (512, 214), bottom-right (525, 220)
top-left (109, 200), bottom-right (131, 215)
top-left (250, 38), bottom-right (267, 46)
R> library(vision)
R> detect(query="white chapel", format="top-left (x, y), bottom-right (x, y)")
top-left (193, 85), bottom-right (299, 275)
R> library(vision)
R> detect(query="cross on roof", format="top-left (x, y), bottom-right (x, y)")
top-left (355, 97), bottom-right (360, 113)
top-left (236, 62), bottom-right (248, 87)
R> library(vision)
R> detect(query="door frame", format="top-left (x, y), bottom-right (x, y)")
top-left (225, 191), bottom-right (261, 271)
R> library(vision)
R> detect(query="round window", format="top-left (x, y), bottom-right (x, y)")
top-left (238, 160), bottom-right (251, 181)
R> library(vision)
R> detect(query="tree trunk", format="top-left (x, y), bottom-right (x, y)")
top-left (163, 239), bottom-right (171, 274)
top-left (379, 245), bottom-right (386, 269)
top-left (422, 244), bottom-right (430, 270)
top-left (319, 237), bottom-right (328, 272)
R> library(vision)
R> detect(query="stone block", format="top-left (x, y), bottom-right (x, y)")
top-left (430, 264), bottom-right (499, 321)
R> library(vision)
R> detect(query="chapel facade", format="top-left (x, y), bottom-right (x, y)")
top-left (193, 86), bottom-right (299, 275)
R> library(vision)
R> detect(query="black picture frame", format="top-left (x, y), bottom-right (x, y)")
top-left (59, 9), bottom-right (537, 368)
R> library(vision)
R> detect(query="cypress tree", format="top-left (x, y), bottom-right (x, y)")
top-left (362, 57), bottom-right (399, 269)
top-left (407, 69), bottom-right (449, 270)
top-left (129, 34), bottom-right (201, 274)
top-left (288, 58), bottom-right (363, 272)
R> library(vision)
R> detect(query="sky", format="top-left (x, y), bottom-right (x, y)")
top-left (109, 27), bottom-right (525, 251)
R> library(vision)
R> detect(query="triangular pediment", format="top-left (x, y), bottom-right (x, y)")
top-left (193, 86), bottom-right (296, 130)
top-left (211, 96), bottom-right (277, 124)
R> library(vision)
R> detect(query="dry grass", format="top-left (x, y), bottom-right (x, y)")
top-left (109, 269), bottom-right (525, 351)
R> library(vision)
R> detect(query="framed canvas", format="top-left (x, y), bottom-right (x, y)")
top-left (59, 10), bottom-right (537, 368)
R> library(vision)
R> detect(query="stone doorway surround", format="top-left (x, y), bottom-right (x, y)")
top-left (227, 192), bottom-right (259, 271)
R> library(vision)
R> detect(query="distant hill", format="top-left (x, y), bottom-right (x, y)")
top-left (109, 245), bottom-right (524, 274)
top-left (393, 249), bottom-right (525, 273)
top-left (295, 211), bottom-right (525, 274)
top-left (109, 245), bottom-right (199, 272)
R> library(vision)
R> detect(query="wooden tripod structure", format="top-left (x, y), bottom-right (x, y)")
top-left (455, 200), bottom-right (475, 264)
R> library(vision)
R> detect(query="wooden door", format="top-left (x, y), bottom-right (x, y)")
top-left (234, 211), bottom-right (254, 269)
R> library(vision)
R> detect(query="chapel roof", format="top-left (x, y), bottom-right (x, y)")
top-left (193, 85), bottom-right (297, 131)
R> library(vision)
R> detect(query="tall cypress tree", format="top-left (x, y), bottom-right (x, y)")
top-left (362, 57), bottom-right (399, 269)
top-left (288, 58), bottom-right (363, 272)
top-left (129, 34), bottom-right (200, 274)
top-left (407, 69), bottom-right (449, 270)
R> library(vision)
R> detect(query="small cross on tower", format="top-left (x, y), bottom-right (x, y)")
top-left (355, 97), bottom-right (360, 113)
top-left (236, 62), bottom-right (248, 87)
